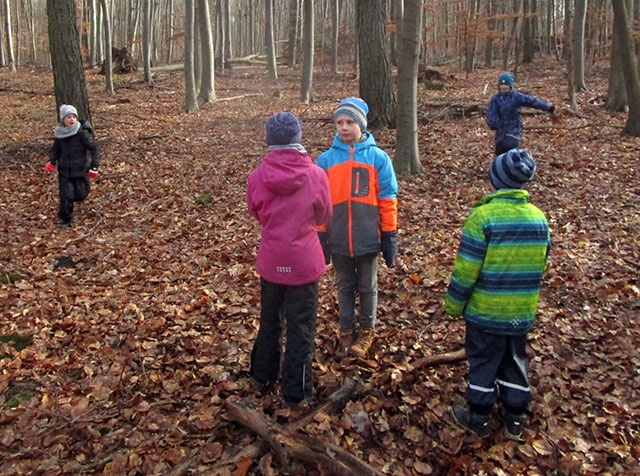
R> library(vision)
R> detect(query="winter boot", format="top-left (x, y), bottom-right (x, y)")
top-left (349, 327), bottom-right (374, 357)
top-left (451, 405), bottom-right (489, 437)
top-left (336, 328), bottom-right (355, 359)
top-left (499, 407), bottom-right (524, 441)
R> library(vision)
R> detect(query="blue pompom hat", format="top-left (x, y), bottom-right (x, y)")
top-left (490, 148), bottom-right (536, 189)
top-left (334, 97), bottom-right (369, 131)
top-left (498, 72), bottom-right (515, 89)
top-left (265, 111), bottom-right (302, 146)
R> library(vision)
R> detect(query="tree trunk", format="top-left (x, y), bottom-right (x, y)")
top-left (503, 0), bottom-right (521, 70)
top-left (4, 0), bottom-right (16, 71)
top-left (47, 0), bottom-right (91, 122)
top-left (356, 0), bottom-right (395, 129)
top-left (166, 0), bottom-right (174, 64)
top-left (572, 0), bottom-right (587, 91)
top-left (197, 0), bottom-right (215, 101)
top-left (485, 0), bottom-right (495, 67)
top-left (606, 5), bottom-right (628, 111)
top-left (331, 0), bottom-right (339, 73)
top-left (395, 0), bottom-right (424, 175)
top-left (142, 0), bottom-right (153, 84)
top-left (99, 0), bottom-right (114, 94)
top-left (287, 0), bottom-right (299, 67)
top-left (224, 0), bottom-right (232, 60)
top-left (26, 0), bottom-right (37, 64)
top-left (184, 0), bottom-right (199, 112)
top-left (265, 0), bottom-right (278, 79)
top-left (128, 0), bottom-right (140, 57)
top-left (565, 0), bottom-right (579, 111)
top-left (522, 0), bottom-right (534, 63)
top-left (612, 0), bottom-right (640, 135)
top-left (300, 0), bottom-right (314, 103)
top-left (465, 0), bottom-right (478, 74)
top-left (216, 0), bottom-right (226, 74)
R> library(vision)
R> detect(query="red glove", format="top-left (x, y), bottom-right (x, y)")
top-left (44, 162), bottom-right (56, 173)
top-left (88, 169), bottom-right (99, 179)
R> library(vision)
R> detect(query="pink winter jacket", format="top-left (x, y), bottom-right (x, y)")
top-left (247, 148), bottom-right (332, 286)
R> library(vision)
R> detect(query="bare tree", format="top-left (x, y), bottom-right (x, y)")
top-left (606, 4), bottom-right (628, 111)
top-left (331, 0), bottom-right (339, 73)
top-left (287, 0), bottom-right (299, 67)
top-left (395, 0), bottom-right (424, 175)
top-left (573, 0), bottom-right (587, 91)
top-left (166, 0), bottom-right (174, 64)
top-left (47, 0), bottom-right (91, 122)
top-left (197, 0), bottom-right (215, 101)
top-left (357, 0), bottom-right (395, 128)
top-left (612, 0), bottom-right (640, 135)
top-left (265, 0), bottom-right (278, 79)
top-left (99, 0), bottom-right (114, 94)
top-left (300, 0), bottom-right (314, 103)
top-left (142, 0), bottom-right (153, 85)
top-left (184, 0), bottom-right (199, 112)
top-left (4, 0), bottom-right (16, 71)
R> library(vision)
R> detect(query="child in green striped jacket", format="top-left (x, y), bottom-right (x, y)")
top-left (445, 148), bottom-right (550, 441)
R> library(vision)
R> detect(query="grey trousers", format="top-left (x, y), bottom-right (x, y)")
top-left (332, 253), bottom-right (378, 330)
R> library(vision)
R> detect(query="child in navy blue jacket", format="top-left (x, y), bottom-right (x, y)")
top-left (487, 73), bottom-right (555, 156)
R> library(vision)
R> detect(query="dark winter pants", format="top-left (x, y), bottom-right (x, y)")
top-left (332, 253), bottom-right (378, 330)
top-left (250, 278), bottom-right (318, 404)
top-left (495, 134), bottom-right (520, 156)
top-left (465, 323), bottom-right (531, 415)
top-left (58, 175), bottom-right (90, 224)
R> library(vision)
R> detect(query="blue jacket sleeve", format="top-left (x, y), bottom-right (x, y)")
top-left (486, 96), bottom-right (500, 130)
top-left (517, 92), bottom-right (553, 112)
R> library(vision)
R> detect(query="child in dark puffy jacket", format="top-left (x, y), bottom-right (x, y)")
top-left (487, 73), bottom-right (555, 156)
top-left (247, 112), bottom-right (332, 407)
top-left (44, 105), bottom-right (100, 227)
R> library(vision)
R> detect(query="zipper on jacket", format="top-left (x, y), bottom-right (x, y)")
top-left (348, 145), bottom-right (355, 257)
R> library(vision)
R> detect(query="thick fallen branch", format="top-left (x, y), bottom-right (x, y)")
top-left (226, 400), bottom-right (384, 476)
top-left (411, 348), bottom-right (466, 371)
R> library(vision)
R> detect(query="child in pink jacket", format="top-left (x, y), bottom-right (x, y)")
top-left (247, 112), bottom-right (332, 406)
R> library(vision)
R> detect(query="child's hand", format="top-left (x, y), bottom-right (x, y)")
top-left (44, 162), bottom-right (55, 174)
top-left (88, 169), bottom-right (99, 179)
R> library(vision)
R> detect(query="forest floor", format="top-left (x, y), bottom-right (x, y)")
top-left (0, 58), bottom-right (639, 476)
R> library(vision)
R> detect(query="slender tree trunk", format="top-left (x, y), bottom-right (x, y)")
top-left (485, 0), bottom-right (495, 67)
top-left (142, 0), bottom-right (153, 84)
top-left (565, 0), bottom-right (579, 111)
top-left (606, 4), bottom-right (628, 111)
top-left (522, 0), bottom-right (534, 62)
top-left (128, 0), bottom-right (140, 56)
top-left (395, 0), bottom-right (424, 175)
top-left (184, 0), bottom-right (198, 112)
top-left (197, 0), bottom-right (215, 101)
top-left (47, 0), bottom-right (91, 122)
top-left (224, 0), bottom-right (232, 60)
top-left (216, 0), bottom-right (226, 73)
top-left (573, 0), bottom-right (587, 90)
top-left (166, 0), bottom-right (174, 64)
top-left (26, 0), bottom-right (37, 64)
top-left (99, 0), bottom-right (114, 93)
top-left (265, 0), bottom-right (278, 79)
top-left (4, 0), bottom-right (16, 71)
top-left (612, 0), bottom-right (640, 135)
top-left (287, 0), bottom-right (299, 67)
top-left (331, 0), bottom-right (339, 73)
top-left (356, 0), bottom-right (395, 128)
top-left (503, 0), bottom-right (521, 70)
top-left (300, 0), bottom-right (314, 103)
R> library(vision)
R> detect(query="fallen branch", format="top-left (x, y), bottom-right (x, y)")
top-left (217, 93), bottom-right (264, 102)
top-left (226, 400), bottom-right (384, 476)
top-left (411, 348), bottom-right (466, 371)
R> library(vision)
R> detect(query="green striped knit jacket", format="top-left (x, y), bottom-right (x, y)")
top-left (444, 189), bottom-right (550, 335)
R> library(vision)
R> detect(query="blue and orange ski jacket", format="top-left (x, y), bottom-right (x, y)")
top-left (317, 132), bottom-right (398, 258)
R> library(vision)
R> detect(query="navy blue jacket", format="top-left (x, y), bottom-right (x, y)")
top-left (487, 91), bottom-right (553, 143)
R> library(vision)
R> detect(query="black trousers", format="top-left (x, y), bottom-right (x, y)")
top-left (495, 135), bottom-right (520, 156)
top-left (250, 278), bottom-right (318, 403)
top-left (465, 323), bottom-right (531, 415)
top-left (58, 175), bottom-right (90, 223)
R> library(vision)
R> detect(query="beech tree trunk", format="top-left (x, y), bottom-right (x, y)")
top-left (265, 0), bottom-right (278, 79)
top-left (612, 0), bottom-right (640, 135)
top-left (395, 0), bottom-right (424, 175)
top-left (4, 0), bottom-right (16, 71)
top-left (47, 0), bottom-right (91, 122)
top-left (573, 0), bottom-right (587, 91)
top-left (287, 0), bottom-right (299, 67)
top-left (99, 0), bottom-right (114, 94)
top-left (300, 0), bottom-right (314, 103)
top-left (183, 0), bottom-right (198, 112)
top-left (142, 0), bottom-right (153, 84)
top-left (197, 0), bottom-right (215, 101)
top-left (356, 0), bottom-right (395, 129)
top-left (606, 8), bottom-right (628, 111)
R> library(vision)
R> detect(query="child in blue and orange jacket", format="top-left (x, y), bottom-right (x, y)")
top-left (247, 112), bottom-right (332, 406)
top-left (316, 98), bottom-right (398, 359)
top-left (487, 73), bottom-right (555, 156)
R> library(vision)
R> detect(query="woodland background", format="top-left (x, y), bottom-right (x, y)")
top-left (1, 0), bottom-right (640, 475)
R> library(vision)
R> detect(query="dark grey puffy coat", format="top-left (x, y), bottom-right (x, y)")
top-left (48, 121), bottom-right (100, 178)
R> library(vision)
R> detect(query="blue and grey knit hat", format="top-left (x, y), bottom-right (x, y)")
top-left (265, 111), bottom-right (302, 146)
top-left (334, 97), bottom-right (368, 131)
top-left (498, 72), bottom-right (514, 89)
top-left (59, 104), bottom-right (78, 121)
top-left (490, 148), bottom-right (536, 189)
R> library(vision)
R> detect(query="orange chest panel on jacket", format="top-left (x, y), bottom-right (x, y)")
top-left (326, 159), bottom-right (379, 206)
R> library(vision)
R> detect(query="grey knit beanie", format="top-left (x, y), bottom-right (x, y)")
top-left (59, 104), bottom-right (78, 121)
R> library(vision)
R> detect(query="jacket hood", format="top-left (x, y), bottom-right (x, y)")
top-left (475, 188), bottom-right (529, 207)
top-left (330, 131), bottom-right (376, 152)
top-left (260, 149), bottom-right (314, 196)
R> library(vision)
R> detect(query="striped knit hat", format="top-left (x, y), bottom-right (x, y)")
top-left (490, 148), bottom-right (536, 189)
top-left (334, 97), bottom-right (368, 131)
